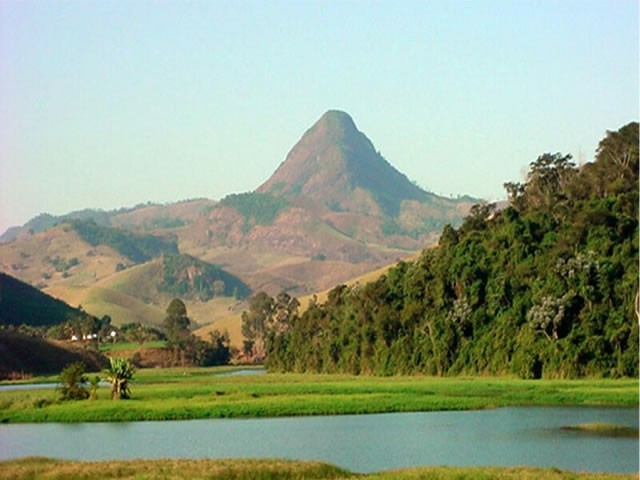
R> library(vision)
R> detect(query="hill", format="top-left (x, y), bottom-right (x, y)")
top-left (69, 220), bottom-right (179, 263)
top-left (0, 273), bottom-right (91, 328)
top-left (0, 329), bottom-right (107, 379)
top-left (159, 253), bottom-right (251, 300)
top-left (0, 225), bottom-right (126, 290)
top-left (44, 284), bottom-right (166, 327)
top-left (0, 221), bottom-right (179, 291)
top-left (0, 199), bottom-right (216, 243)
top-left (265, 122), bottom-right (639, 378)
top-left (0, 219), bottom-right (251, 328)
top-left (42, 253), bottom-right (251, 328)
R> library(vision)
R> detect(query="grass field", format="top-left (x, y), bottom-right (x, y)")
top-left (0, 457), bottom-right (635, 480)
top-left (0, 367), bottom-right (636, 423)
top-left (99, 340), bottom-right (167, 352)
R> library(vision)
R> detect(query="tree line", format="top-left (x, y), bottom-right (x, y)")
top-left (245, 122), bottom-right (638, 378)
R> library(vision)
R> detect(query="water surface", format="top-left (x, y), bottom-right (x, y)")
top-left (0, 407), bottom-right (636, 473)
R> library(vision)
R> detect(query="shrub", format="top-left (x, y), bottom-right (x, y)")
top-left (59, 362), bottom-right (89, 401)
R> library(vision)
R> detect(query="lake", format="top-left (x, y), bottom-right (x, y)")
top-left (0, 370), bottom-right (265, 392)
top-left (0, 407), bottom-right (637, 473)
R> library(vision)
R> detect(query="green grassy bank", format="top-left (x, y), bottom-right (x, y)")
top-left (98, 340), bottom-right (166, 353)
top-left (0, 367), bottom-right (637, 423)
top-left (0, 458), bottom-right (635, 480)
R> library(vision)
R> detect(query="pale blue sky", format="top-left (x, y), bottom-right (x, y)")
top-left (1, 0), bottom-right (638, 233)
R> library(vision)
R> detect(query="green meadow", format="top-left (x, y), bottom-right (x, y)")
top-left (0, 367), bottom-right (637, 424)
top-left (0, 457), bottom-right (635, 480)
top-left (98, 340), bottom-right (167, 352)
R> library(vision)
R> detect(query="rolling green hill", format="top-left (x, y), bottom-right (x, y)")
top-left (44, 284), bottom-right (167, 327)
top-left (94, 253), bottom-right (250, 304)
top-left (160, 253), bottom-right (251, 300)
top-left (0, 273), bottom-right (91, 328)
top-left (51, 254), bottom-right (252, 327)
top-left (0, 329), bottom-right (107, 379)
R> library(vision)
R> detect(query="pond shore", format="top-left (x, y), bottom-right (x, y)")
top-left (0, 457), bottom-right (636, 480)
top-left (0, 367), bottom-right (637, 424)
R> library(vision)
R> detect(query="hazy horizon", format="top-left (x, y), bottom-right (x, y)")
top-left (1, 0), bottom-right (638, 233)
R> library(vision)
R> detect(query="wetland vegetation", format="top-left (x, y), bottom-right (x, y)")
top-left (0, 367), bottom-right (636, 423)
top-left (0, 457), bottom-right (636, 480)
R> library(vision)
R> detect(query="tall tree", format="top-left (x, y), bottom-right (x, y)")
top-left (241, 292), bottom-right (275, 360)
top-left (163, 298), bottom-right (191, 365)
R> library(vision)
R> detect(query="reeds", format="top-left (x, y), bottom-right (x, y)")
top-left (0, 458), bottom-right (634, 480)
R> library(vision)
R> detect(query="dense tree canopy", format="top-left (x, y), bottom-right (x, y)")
top-left (242, 291), bottom-right (299, 360)
top-left (263, 122), bottom-right (639, 379)
top-left (219, 192), bottom-right (289, 228)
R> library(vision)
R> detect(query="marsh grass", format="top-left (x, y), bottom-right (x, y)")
top-left (0, 369), bottom-right (637, 423)
top-left (0, 457), bottom-right (350, 480)
top-left (560, 422), bottom-right (639, 438)
top-left (0, 458), bottom-right (634, 480)
top-left (99, 340), bottom-right (167, 352)
top-left (367, 465), bottom-right (636, 480)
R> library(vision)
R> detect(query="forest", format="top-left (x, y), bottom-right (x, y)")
top-left (260, 123), bottom-right (638, 378)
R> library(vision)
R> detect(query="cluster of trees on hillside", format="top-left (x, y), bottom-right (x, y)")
top-left (219, 192), bottom-right (289, 229)
top-left (255, 123), bottom-right (638, 379)
top-left (381, 217), bottom-right (449, 240)
top-left (70, 220), bottom-right (178, 263)
top-left (160, 254), bottom-right (251, 301)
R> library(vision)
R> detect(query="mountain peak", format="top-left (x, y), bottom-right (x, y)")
top-left (257, 110), bottom-right (429, 216)
top-left (316, 109), bottom-right (357, 130)
top-left (300, 110), bottom-right (360, 147)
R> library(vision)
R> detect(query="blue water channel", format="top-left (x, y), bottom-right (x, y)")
top-left (0, 407), bottom-right (637, 473)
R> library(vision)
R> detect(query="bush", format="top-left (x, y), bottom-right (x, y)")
top-left (59, 362), bottom-right (89, 401)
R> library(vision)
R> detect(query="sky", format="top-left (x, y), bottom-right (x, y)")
top-left (1, 0), bottom-right (638, 233)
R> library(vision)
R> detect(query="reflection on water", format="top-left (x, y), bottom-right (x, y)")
top-left (0, 381), bottom-right (110, 392)
top-left (214, 368), bottom-right (266, 376)
top-left (0, 407), bottom-right (637, 473)
top-left (0, 369), bottom-right (266, 391)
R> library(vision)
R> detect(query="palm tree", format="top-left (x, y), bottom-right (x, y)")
top-left (106, 357), bottom-right (135, 400)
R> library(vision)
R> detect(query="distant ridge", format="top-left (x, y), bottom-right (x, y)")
top-left (0, 199), bottom-right (216, 243)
